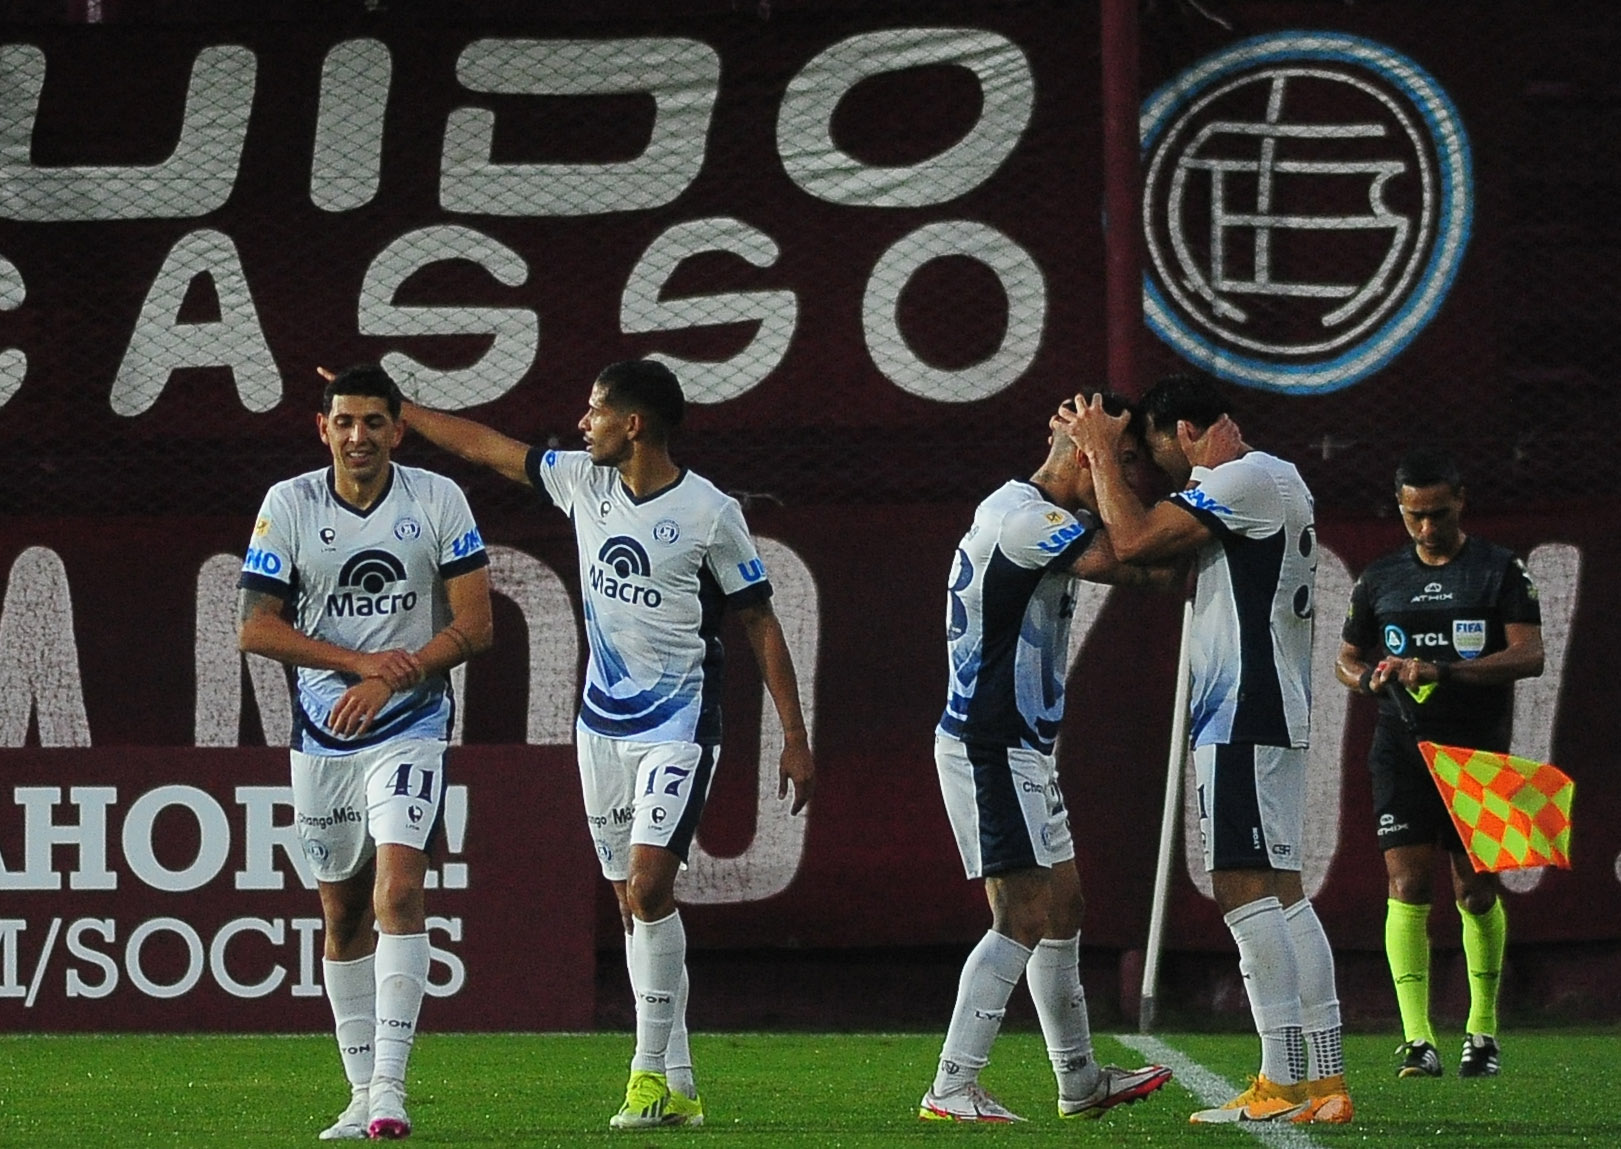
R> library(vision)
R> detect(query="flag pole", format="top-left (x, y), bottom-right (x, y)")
top-left (1140, 596), bottom-right (1193, 1032)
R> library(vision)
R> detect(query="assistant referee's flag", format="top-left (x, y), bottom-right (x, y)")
top-left (1419, 742), bottom-right (1574, 873)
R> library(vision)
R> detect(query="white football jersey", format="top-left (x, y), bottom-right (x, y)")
top-left (526, 448), bottom-right (771, 744)
top-left (937, 479), bottom-right (1099, 753)
top-left (1170, 451), bottom-right (1316, 749)
top-left (240, 464), bottom-right (489, 754)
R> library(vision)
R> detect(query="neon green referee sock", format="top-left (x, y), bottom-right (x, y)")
top-left (1460, 897), bottom-right (1506, 1037)
top-left (1385, 899), bottom-right (1436, 1047)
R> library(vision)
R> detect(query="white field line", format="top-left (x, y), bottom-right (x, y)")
top-left (1116, 1033), bottom-right (1326, 1149)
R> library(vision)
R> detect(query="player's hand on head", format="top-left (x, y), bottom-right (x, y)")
top-left (1184, 414), bottom-right (1242, 468)
top-left (777, 737), bottom-right (815, 815)
top-left (327, 678), bottom-right (393, 737)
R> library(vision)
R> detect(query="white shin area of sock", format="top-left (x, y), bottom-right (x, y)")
top-left (625, 929), bottom-right (696, 1096)
top-left (630, 911), bottom-right (686, 1074)
top-left (323, 954), bottom-right (377, 1088)
top-left (1224, 897), bottom-right (1305, 1085)
top-left (372, 932), bottom-right (429, 1085)
top-left (1026, 934), bottom-right (1100, 1100)
top-left (1284, 897), bottom-right (1345, 1078)
top-left (933, 930), bottom-right (1032, 1096)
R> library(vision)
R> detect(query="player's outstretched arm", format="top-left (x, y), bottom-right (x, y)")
top-left (400, 402), bottom-right (532, 486)
top-left (738, 600), bottom-right (815, 814)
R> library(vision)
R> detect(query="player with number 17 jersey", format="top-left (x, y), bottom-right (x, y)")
top-left (241, 464), bottom-right (490, 753)
top-left (525, 447), bottom-right (772, 745)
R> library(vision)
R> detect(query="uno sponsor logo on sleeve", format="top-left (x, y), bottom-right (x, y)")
top-left (242, 546), bottom-right (284, 576)
top-left (451, 526), bottom-right (485, 558)
top-left (590, 536), bottom-right (662, 607)
top-left (1452, 619), bottom-right (1486, 658)
top-left (1178, 487), bottom-right (1233, 516)
top-left (326, 549), bottom-right (416, 617)
top-left (737, 557), bottom-right (767, 583)
top-left (1037, 521), bottom-right (1085, 554)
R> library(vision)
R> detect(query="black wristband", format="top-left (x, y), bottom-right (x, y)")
top-left (1358, 667), bottom-right (1375, 695)
top-left (1435, 660), bottom-right (1450, 683)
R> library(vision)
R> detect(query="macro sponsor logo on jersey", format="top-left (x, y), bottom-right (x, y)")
top-left (326, 549), bottom-right (417, 617)
top-left (589, 536), bottom-right (662, 607)
top-left (1140, 33), bottom-right (1473, 394)
top-left (1453, 618), bottom-right (1486, 658)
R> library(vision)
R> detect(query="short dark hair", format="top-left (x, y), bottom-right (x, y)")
top-left (1139, 373), bottom-right (1231, 436)
top-left (596, 359), bottom-right (685, 441)
top-left (1062, 390), bottom-right (1143, 442)
top-left (324, 363), bottom-right (402, 419)
top-left (1394, 447), bottom-right (1463, 493)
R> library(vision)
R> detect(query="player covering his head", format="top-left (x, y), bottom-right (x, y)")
top-left (920, 393), bottom-right (1176, 1123)
top-left (1058, 374), bottom-right (1352, 1126)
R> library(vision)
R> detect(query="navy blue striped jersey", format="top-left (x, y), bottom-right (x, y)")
top-left (937, 480), bottom-right (1099, 753)
top-left (525, 448), bottom-right (771, 745)
top-left (240, 464), bottom-right (489, 753)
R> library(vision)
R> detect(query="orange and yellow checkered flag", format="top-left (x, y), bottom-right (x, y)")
top-left (1419, 742), bottom-right (1574, 873)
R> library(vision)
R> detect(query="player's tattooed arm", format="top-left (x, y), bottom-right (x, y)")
top-left (410, 567), bottom-right (495, 678)
top-left (1069, 531), bottom-right (1189, 591)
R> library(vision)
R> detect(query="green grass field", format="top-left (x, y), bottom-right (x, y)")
top-left (2, 1029), bottom-right (1617, 1147)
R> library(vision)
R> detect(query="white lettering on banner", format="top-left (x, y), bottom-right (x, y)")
top-left (65, 918), bottom-right (117, 999)
top-left (442, 38), bottom-right (719, 216)
top-left (779, 28), bottom-right (1033, 207)
top-left (447, 546), bottom-right (577, 746)
top-left (359, 225), bottom-right (536, 409)
top-left (0, 253), bottom-right (25, 408)
top-left (235, 787), bottom-right (315, 892)
top-left (1183, 545), bottom-right (1351, 900)
top-left (312, 39), bottom-right (391, 212)
top-left (863, 221), bottom-right (1045, 402)
top-left (1502, 543), bottom-right (1579, 895)
top-left (681, 538), bottom-right (817, 904)
top-left (209, 917), bottom-right (285, 998)
top-left (622, 218), bottom-right (799, 404)
top-left (111, 229), bottom-right (282, 416)
top-left (121, 785), bottom-right (232, 893)
top-left (8, 916), bottom-right (457, 1005)
top-left (0, 43), bottom-right (253, 221)
top-left (0, 548), bottom-right (92, 747)
top-left (125, 918), bottom-right (205, 999)
top-left (1, 788), bottom-right (117, 891)
top-left (195, 554), bottom-right (293, 748)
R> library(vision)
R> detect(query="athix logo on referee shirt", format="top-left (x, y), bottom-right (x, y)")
top-left (590, 536), bottom-right (663, 607)
top-left (326, 549), bottom-right (417, 617)
top-left (1140, 33), bottom-right (1473, 394)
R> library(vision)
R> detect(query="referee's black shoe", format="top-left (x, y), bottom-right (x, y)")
top-left (1396, 1040), bottom-right (1443, 1078)
top-left (1459, 1034), bottom-right (1501, 1077)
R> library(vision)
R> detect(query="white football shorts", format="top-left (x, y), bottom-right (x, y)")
top-left (577, 731), bottom-right (717, 881)
top-left (935, 734), bottom-right (1074, 879)
top-left (1192, 741), bottom-right (1305, 873)
top-left (290, 739), bottom-right (447, 883)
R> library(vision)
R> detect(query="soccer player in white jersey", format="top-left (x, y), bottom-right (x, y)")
top-left (920, 395), bottom-right (1174, 1124)
top-left (1061, 374), bottom-right (1352, 1126)
top-left (400, 359), bottom-right (814, 1130)
top-left (238, 364), bottom-right (494, 1141)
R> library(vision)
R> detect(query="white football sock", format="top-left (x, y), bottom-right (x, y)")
top-left (630, 911), bottom-right (686, 1075)
top-left (323, 954), bottom-right (376, 1088)
top-left (625, 929), bottom-right (696, 1096)
top-left (1027, 934), bottom-right (1101, 1101)
top-left (1285, 897), bottom-right (1345, 1079)
top-left (933, 931), bottom-right (1032, 1096)
top-left (1224, 897), bottom-right (1305, 1086)
top-left (372, 932), bottom-right (429, 1085)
